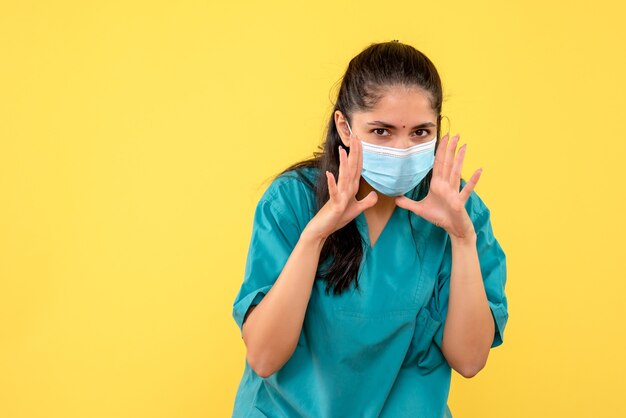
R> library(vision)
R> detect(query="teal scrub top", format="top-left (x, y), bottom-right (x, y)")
top-left (231, 166), bottom-right (509, 418)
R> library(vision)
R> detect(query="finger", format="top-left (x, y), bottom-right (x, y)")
top-left (443, 133), bottom-right (460, 181)
top-left (326, 170), bottom-right (338, 199)
top-left (348, 137), bottom-right (359, 183)
top-left (459, 168), bottom-right (483, 202)
top-left (432, 133), bottom-right (449, 179)
top-left (348, 136), bottom-right (358, 185)
top-left (450, 143), bottom-right (467, 191)
top-left (338, 145), bottom-right (350, 191)
top-left (354, 136), bottom-right (363, 188)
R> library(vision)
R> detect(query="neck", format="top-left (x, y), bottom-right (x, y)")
top-left (356, 177), bottom-right (396, 213)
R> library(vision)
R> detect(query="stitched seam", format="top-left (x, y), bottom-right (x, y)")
top-left (262, 178), bottom-right (306, 232)
top-left (472, 205), bottom-right (490, 224)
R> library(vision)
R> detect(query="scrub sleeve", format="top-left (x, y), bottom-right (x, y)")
top-left (231, 175), bottom-right (313, 337)
top-left (429, 194), bottom-right (509, 352)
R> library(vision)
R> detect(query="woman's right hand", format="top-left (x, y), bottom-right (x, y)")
top-left (303, 135), bottom-right (378, 241)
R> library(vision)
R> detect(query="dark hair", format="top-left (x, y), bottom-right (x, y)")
top-left (270, 41), bottom-right (458, 296)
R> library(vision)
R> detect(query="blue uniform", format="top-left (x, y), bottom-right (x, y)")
top-left (231, 166), bottom-right (508, 418)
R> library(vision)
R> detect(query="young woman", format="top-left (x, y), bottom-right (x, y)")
top-left (231, 40), bottom-right (509, 418)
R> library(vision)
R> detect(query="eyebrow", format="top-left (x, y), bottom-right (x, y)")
top-left (366, 120), bottom-right (436, 129)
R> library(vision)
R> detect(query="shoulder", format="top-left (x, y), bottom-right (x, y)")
top-left (460, 178), bottom-right (491, 222)
top-left (260, 165), bottom-right (319, 206)
top-left (257, 166), bottom-right (320, 230)
top-left (261, 165), bottom-right (318, 199)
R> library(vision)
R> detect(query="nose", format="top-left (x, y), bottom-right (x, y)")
top-left (396, 134), bottom-right (424, 149)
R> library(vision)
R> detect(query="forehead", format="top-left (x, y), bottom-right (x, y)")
top-left (357, 86), bottom-right (436, 122)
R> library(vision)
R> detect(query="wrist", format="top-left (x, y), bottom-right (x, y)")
top-left (449, 229), bottom-right (477, 246)
top-left (300, 227), bottom-right (328, 248)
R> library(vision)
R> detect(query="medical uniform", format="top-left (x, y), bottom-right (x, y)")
top-left (231, 166), bottom-right (508, 418)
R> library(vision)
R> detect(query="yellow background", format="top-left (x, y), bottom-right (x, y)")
top-left (1, 1), bottom-right (625, 417)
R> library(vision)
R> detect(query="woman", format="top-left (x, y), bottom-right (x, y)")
top-left (231, 40), bottom-right (509, 418)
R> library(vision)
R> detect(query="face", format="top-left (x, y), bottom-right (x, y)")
top-left (335, 85), bottom-right (438, 149)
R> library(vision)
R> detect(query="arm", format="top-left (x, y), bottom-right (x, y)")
top-left (242, 228), bottom-right (326, 378)
top-left (440, 231), bottom-right (495, 378)
top-left (240, 137), bottom-right (376, 379)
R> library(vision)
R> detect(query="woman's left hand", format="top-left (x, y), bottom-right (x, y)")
top-left (395, 133), bottom-right (482, 240)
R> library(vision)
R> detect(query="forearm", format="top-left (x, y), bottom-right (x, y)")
top-left (442, 232), bottom-right (495, 378)
top-left (242, 228), bottom-right (326, 378)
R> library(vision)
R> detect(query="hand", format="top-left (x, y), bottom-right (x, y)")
top-left (395, 133), bottom-right (482, 240)
top-left (304, 135), bottom-right (378, 240)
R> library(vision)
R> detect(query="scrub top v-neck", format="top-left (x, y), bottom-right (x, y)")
top-left (231, 166), bottom-right (509, 418)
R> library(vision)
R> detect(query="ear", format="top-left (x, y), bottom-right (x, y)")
top-left (334, 110), bottom-right (351, 148)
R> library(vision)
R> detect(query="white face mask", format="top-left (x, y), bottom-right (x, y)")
top-left (346, 119), bottom-right (437, 196)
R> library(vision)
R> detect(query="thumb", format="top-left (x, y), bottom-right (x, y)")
top-left (357, 191), bottom-right (378, 211)
top-left (395, 195), bottom-right (423, 216)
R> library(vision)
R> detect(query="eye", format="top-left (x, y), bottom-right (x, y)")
top-left (412, 129), bottom-right (431, 137)
top-left (370, 128), bottom-right (432, 137)
top-left (371, 128), bottom-right (390, 136)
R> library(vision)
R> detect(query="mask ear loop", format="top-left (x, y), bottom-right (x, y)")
top-left (439, 114), bottom-right (451, 139)
top-left (345, 118), bottom-right (354, 138)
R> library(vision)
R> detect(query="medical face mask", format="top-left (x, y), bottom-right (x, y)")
top-left (345, 119), bottom-right (437, 196)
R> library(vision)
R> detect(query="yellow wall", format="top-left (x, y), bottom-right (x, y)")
top-left (1, 1), bottom-right (625, 417)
